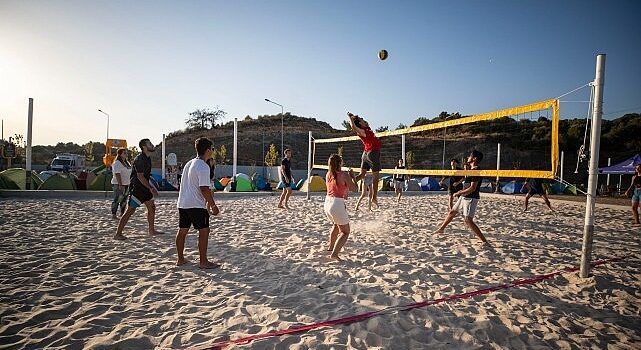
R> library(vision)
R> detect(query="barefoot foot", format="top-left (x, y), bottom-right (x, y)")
top-left (176, 259), bottom-right (189, 266)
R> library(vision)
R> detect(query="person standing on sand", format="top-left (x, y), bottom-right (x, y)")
top-left (439, 158), bottom-right (464, 210)
top-left (110, 148), bottom-right (132, 219)
top-left (393, 158), bottom-right (406, 203)
top-left (523, 178), bottom-right (553, 212)
top-left (114, 139), bottom-right (162, 240)
top-left (347, 112), bottom-right (382, 208)
top-left (278, 149), bottom-right (294, 209)
top-left (324, 154), bottom-right (359, 261)
top-left (175, 137), bottom-right (220, 269)
top-left (433, 150), bottom-right (488, 244)
top-left (624, 164), bottom-right (641, 225)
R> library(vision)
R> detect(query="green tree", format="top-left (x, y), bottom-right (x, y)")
top-left (264, 143), bottom-right (279, 180)
top-left (342, 120), bottom-right (351, 130)
top-left (128, 146), bottom-right (140, 159)
top-left (186, 107), bottom-right (227, 129)
top-left (405, 151), bottom-right (415, 169)
top-left (218, 145), bottom-right (228, 165)
top-left (375, 126), bottom-right (389, 132)
top-left (396, 123), bottom-right (407, 130)
top-left (337, 145), bottom-right (343, 157)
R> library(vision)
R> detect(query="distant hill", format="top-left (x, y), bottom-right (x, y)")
top-left (152, 112), bottom-right (640, 185)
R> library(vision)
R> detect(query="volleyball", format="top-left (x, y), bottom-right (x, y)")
top-left (378, 49), bottom-right (388, 61)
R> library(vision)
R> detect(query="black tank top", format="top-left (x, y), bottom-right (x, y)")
top-left (633, 175), bottom-right (641, 188)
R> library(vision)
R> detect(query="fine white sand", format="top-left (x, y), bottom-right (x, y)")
top-left (0, 193), bottom-right (639, 349)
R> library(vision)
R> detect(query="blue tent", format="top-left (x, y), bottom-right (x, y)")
top-left (599, 154), bottom-right (641, 174)
top-left (502, 180), bottom-right (524, 194)
top-left (419, 177), bottom-right (441, 191)
top-left (550, 182), bottom-right (567, 195)
top-left (254, 174), bottom-right (272, 191)
top-left (294, 178), bottom-right (305, 190)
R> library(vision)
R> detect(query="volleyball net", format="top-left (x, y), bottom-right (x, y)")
top-left (310, 98), bottom-right (559, 179)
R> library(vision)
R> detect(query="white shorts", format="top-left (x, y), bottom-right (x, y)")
top-left (452, 197), bottom-right (479, 218)
top-left (324, 196), bottom-right (350, 226)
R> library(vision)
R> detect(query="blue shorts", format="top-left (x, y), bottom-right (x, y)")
top-left (632, 188), bottom-right (641, 203)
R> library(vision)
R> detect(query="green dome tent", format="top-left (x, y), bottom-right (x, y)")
top-left (223, 173), bottom-right (256, 192)
top-left (0, 168), bottom-right (43, 190)
top-left (88, 172), bottom-right (113, 191)
top-left (38, 172), bottom-right (77, 190)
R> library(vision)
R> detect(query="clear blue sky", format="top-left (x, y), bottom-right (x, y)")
top-left (1, 0), bottom-right (640, 146)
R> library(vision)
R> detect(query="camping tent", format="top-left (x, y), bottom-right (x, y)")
top-left (377, 175), bottom-right (393, 191)
top-left (39, 170), bottom-right (57, 181)
top-left (0, 168), bottom-right (43, 190)
top-left (299, 175), bottom-right (327, 192)
top-left (550, 182), bottom-right (567, 195)
top-left (419, 177), bottom-right (441, 191)
top-left (501, 180), bottom-right (524, 194)
top-left (88, 172), bottom-right (113, 191)
top-left (224, 173), bottom-right (256, 192)
top-left (404, 179), bottom-right (422, 191)
top-left (253, 174), bottom-right (271, 191)
top-left (599, 154), bottom-right (641, 174)
top-left (39, 172), bottom-right (77, 190)
top-left (213, 179), bottom-right (225, 191)
top-left (565, 184), bottom-right (578, 195)
top-left (220, 177), bottom-right (231, 187)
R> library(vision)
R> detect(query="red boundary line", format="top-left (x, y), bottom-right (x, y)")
top-left (191, 256), bottom-right (624, 350)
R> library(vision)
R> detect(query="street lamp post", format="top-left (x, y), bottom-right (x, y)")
top-left (98, 109), bottom-right (110, 155)
top-left (264, 98), bottom-right (284, 154)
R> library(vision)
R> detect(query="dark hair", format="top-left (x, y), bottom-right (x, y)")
top-left (450, 158), bottom-right (459, 163)
top-left (195, 137), bottom-right (213, 156)
top-left (353, 117), bottom-right (363, 129)
top-left (139, 138), bottom-right (150, 149)
top-left (284, 149), bottom-right (291, 156)
top-left (470, 149), bottom-right (484, 162)
top-left (116, 148), bottom-right (131, 167)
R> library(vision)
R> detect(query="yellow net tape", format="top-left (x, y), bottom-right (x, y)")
top-left (312, 99), bottom-right (559, 178)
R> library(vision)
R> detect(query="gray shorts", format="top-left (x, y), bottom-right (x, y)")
top-left (394, 180), bottom-right (404, 190)
top-left (452, 197), bottom-right (479, 218)
top-left (361, 150), bottom-right (382, 172)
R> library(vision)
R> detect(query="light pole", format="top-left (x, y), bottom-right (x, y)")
top-left (98, 109), bottom-right (110, 155)
top-left (264, 98), bottom-right (284, 154)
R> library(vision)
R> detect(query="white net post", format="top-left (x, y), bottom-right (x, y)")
top-left (580, 54), bottom-right (606, 278)
top-left (495, 143), bottom-right (501, 192)
top-left (401, 134), bottom-right (406, 163)
top-left (233, 118), bottom-right (238, 180)
top-left (162, 134), bottom-right (166, 181)
top-left (26, 98), bottom-right (33, 189)
top-left (606, 158), bottom-right (611, 186)
top-left (306, 131), bottom-right (312, 200)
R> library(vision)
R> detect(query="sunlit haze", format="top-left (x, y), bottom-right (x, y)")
top-left (1, 0), bottom-right (640, 146)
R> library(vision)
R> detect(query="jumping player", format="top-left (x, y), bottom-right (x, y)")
top-left (347, 112), bottom-right (382, 208)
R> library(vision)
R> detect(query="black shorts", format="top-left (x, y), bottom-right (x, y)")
top-left (448, 184), bottom-right (463, 194)
top-left (361, 150), bottom-right (382, 172)
top-left (178, 208), bottom-right (210, 230)
top-left (128, 186), bottom-right (153, 208)
top-left (529, 182), bottom-right (545, 195)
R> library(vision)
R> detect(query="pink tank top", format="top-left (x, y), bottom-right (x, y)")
top-left (326, 171), bottom-right (349, 198)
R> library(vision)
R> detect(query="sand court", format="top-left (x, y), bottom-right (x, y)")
top-left (0, 194), bottom-right (639, 349)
